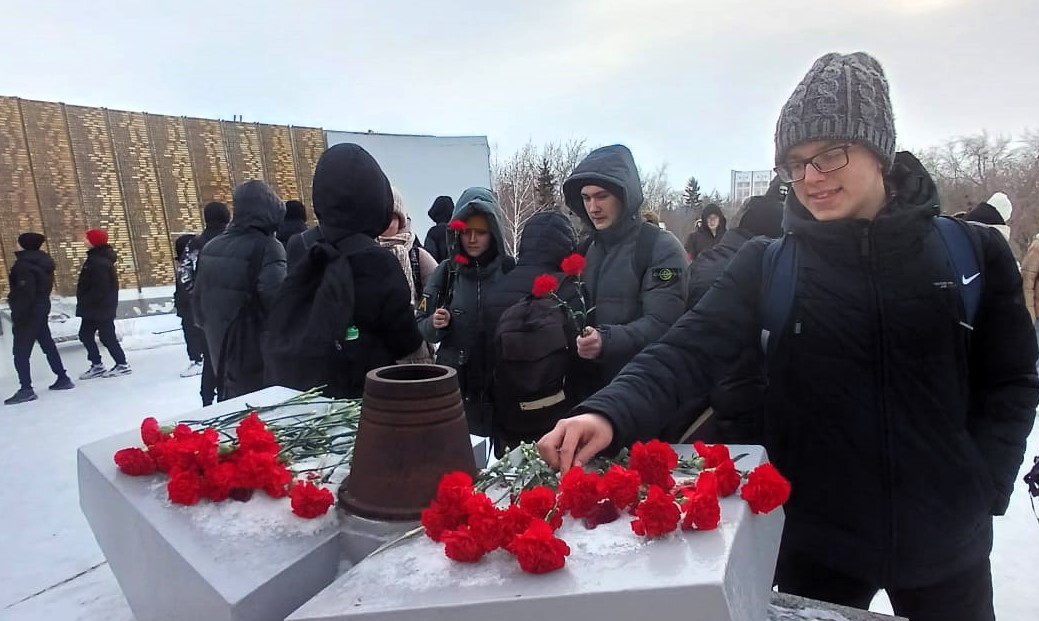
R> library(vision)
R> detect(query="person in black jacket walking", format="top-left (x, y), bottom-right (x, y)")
top-left (173, 234), bottom-right (204, 378)
top-left (538, 52), bottom-right (1039, 621)
top-left (684, 203), bottom-right (727, 260)
top-left (77, 229), bottom-right (130, 379)
top-left (5, 233), bottom-right (73, 405)
top-left (194, 181), bottom-right (286, 401)
top-left (666, 195), bottom-right (783, 444)
top-left (423, 195), bottom-right (454, 264)
top-left (184, 201), bottom-right (230, 404)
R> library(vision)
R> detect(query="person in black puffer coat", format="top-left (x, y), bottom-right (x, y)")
top-left (662, 194), bottom-right (783, 444)
top-left (173, 233), bottom-right (205, 377)
top-left (262, 143), bottom-right (424, 398)
top-left (184, 201), bottom-right (230, 405)
top-left (193, 181), bottom-right (286, 400)
top-left (76, 229), bottom-right (129, 379)
top-left (423, 195), bottom-right (455, 264)
top-left (5, 233), bottom-right (73, 405)
top-left (684, 202), bottom-right (727, 260)
top-left (276, 200), bottom-right (309, 248)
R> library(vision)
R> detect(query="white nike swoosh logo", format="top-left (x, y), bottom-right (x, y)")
top-left (962, 273), bottom-right (980, 285)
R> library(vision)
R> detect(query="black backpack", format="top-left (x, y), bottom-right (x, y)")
top-left (262, 234), bottom-right (375, 398)
top-left (492, 283), bottom-right (576, 443)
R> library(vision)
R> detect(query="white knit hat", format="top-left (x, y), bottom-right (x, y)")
top-left (987, 192), bottom-right (1013, 222)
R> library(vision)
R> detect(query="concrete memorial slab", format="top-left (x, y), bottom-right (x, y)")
top-left (288, 445), bottom-right (784, 621)
top-left (78, 385), bottom-right (488, 621)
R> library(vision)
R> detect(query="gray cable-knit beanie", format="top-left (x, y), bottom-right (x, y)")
top-left (775, 52), bottom-right (896, 171)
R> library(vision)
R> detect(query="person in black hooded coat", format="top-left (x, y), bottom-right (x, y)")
top-left (183, 201), bottom-right (229, 405)
top-left (276, 200), bottom-right (309, 247)
top-left (684, 203), bottom-right (727, 259)
top-left (423, 195), bottom-right (455, 264)
top-left (263, 143), bottom-right (423, 398)
top-left (5, 233), bottom-right (73, 405)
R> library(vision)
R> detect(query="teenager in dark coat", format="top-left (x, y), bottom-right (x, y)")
top-left (4, 233), bottom-right (73, 405)
top-left (76, 229), bottom-right (130, 379)
top-left (423, 195), bottom-right (455, 263)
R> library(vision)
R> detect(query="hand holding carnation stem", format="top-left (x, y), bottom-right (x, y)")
top-left (575, 327), bottom-right (602, 359)
top-left (537, 414), bottom-right (615, 472)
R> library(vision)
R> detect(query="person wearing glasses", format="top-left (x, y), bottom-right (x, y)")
top-left (536, 52), bottom-right (1038, 621)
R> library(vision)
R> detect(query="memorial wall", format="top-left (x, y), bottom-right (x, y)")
top-left (0, 96), bottom-right (327, 297)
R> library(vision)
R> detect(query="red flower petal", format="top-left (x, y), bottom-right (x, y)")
top-left (532, 274), bottom-right (559, 298)
top-left (114, 447), bottom-right (157, 476)
top-left (448, 219), bottom-right (467, 232)
top-left (560, 253), bottom-right (587, 277)
top-left (140, 417), bottom-right (164, 447)
top-left (740, 463), bottom-right (791, 514)
top-left (453, 253), bottom-right (470, 266)
top-left (629, 440), bottom-right (678, 489)
top-left (506, 519), bottom-right (570, 573)
top-left (289, 480), bottom-right (335, 518)
top-left (442, 526), bottom-right (486, 563)
top-left (630, 485), bottom-right (680, 538)
top-left (693, 441), bottom-right (731, 469)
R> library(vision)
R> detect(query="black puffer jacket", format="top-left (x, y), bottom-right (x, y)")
top-left (423, 196), bottom-right (455, 264)
top-left (193, 181), bottom-right (287, 378)
top-left (580, 152), bottom-right (1039, 588)
top-left (263, 143), bottom-right (423, 398)
top-left (76, 245), bottom-right (120, 321)
top-left (8, 249), bottom-right (55, 325)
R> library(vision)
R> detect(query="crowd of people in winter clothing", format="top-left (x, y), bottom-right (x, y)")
top-left (5, 48), bottom-right (1038, 621)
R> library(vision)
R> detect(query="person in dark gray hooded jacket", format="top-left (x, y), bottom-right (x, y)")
top-left (193, 180), bottom-right (287, 400)
top-left (417, 188), bottom-right (515, 436)
top-left (561, 145), bottom-right (688, 395)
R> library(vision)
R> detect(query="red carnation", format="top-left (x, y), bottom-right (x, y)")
top-left (558, 467), bottom-right (603, 518)
top-left (114, 447), bottom-right (157, 476)
top-left (453, 254), bottom-right (470, 266)
top-left (200, 462), bottom-right (238, 502)
top-left (582, 499), bottom-right (621, 529)
top-left (518, 486), bottom-right (557, 520)
top-left (560, 253), bottom-right (587, 277)
top-left (681, 473), bottom-right (721, 531)
top-left (234, 449), bottom-right (292, 498)
top-left (435, 471), bottom-right (475, 507)
top-left (599, 464), bottom-right (642, 510)
top-left (442, 526), bottom-right (487, 563)
top-left (630, 485), bottom-right (681, 538)
top-left (506, 519), bottom-right (571, 574)
top-left (714, 458), bottom-right (741, 498)
top-left (498, 504), bottom-right (535, 542)
top-left (289, 481), bottom-right (335, 518)
top-left (236, 413), bottom-right (279, 455)
top-left (629, 440), bottom-right (678, 489)
top-left (140, 417), bottom-right (164, 447)
top-left (422, 502), bottom-right (463, 542)
top-left (167, 469), bottom-right (202, 505)
top-left (465, 493), bottom-right (505, 552)
top-left (740, 463), bottom-right (791, 514)
top-left (448, 219), bottom-right (467, 232)
top-left (693, 441), bottom-right (731, 469)
top-left (532, 274), bottom-right (559, 299)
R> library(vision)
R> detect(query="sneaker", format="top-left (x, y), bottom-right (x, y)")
top-left (79, 364), bottom-right (107, 380)
top-left (4, 388), bottom-right (38, 405)
top-left (104, 363), bottom-right (132, 378)
top-left (179, 361), bottom-right (204, 378)
top-left (49, 376), bottom-right (75, 390)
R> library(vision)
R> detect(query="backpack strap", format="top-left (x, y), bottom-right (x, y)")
top-left (633, 221), bottom-right (659, 280)
top-left (760, 234), bottom-right (798, 353)
top-left (934, 215), bottom-right (982, 328)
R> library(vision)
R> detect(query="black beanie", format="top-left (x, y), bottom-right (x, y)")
top-left (964, 201), bottom-right (1005, 226)
top-left (18, 232), bottom-right (45, 251)
top-left (738, 196), bottom-right (784, 238)
top-left (203, 201), bottom-right (231, 225)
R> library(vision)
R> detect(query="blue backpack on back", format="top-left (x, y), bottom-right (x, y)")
top-left (760, 216), bottom-right (982, 353)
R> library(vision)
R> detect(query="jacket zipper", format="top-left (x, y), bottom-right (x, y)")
top-left (863, 225), bottom-right (896, 583)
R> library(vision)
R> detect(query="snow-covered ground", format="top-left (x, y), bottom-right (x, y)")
top-left (0, 314), bottom-right (1036, 620)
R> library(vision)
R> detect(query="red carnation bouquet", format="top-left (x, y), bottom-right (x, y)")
top-left (418, 440), bottom-right (790, 574)
top-left (112, 390), bottom-right (356, 519)
top-left (532, 253), bottom-right (594, 333)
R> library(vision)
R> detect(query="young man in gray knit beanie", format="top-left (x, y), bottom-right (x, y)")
top-left (537, 52), bottom-right (1037, 621)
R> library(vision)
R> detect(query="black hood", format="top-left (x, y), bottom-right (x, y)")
top-left (312, 143), bottom-right (393, 239)
top-left (784, 151), bottom-right (940, 261)
top-left (229, 180), bottom-right (285, 235)
top-left (174, 234), bottom-right (196, 260)
top-left (203, 201), bottom-right (231, 225)
top-left (563, 145), bottom-right (644, 243)
top-left (516, 211), bottom-right (578, 267)
top-left (427, 195), bottom-right (454, 224)
top-left (87, 244), bottom-right (118, 264)
top-left (284, 200), bottom-right (308, 222)
top-left (701, 203), bottom-right (728, 236)
top-left (14, 248), bottom-right (55, 274)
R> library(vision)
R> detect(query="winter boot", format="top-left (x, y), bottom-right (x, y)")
top-left (49, 376), bottom-right (75, 390)
top-left (104, 363), bottom-right (132, 378)
top-left (179, 361), bottom-right (204, 378)
top-left (4, 388), bottom-right (38, 405)
top-left (79, 364), bottom-right (107, 380)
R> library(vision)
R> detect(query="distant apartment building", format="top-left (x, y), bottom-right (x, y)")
top-left (730, 170), bottom-right (775, 205)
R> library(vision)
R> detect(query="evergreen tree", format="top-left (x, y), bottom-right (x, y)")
top-left (682, 176), bottom-right (702, 211)
top-left (536, 157), bottom-right (557, 210)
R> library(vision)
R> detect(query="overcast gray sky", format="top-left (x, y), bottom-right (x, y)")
top-left (2, 0), bottom-right (1037, 196)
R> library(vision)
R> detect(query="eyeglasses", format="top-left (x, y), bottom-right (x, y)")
top-left (775, 144), bottom-right (853, 183)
